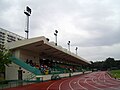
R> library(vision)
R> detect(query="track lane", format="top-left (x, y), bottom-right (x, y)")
top-left (68, 76), bottom-right (85, 90)
top-left (3, 71), bottom-right (120, 90)
top-left (91, 73), bottom-right (118, 90)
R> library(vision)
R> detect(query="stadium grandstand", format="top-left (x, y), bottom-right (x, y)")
top-left (5, 36), bottom-right (90, 81)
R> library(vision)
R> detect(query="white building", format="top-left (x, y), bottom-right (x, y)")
top-left (0, 28), bottom-right (25, 46)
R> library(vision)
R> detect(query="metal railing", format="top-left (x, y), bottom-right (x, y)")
top-left (26, 73), bottom-right (36, 81)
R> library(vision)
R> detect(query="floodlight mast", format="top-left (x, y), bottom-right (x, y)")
top-left (75, 47), bottom-right (78, 55)
top-left (24, 6), bottom-right (31, 39)
top-left (54, 30), bottom-right (58, 46)
top-left (68, 41), bottom-right (70, 51)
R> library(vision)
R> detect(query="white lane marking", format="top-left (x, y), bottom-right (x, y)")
top-left (97, 72), bottom-right (118, 90)
top-left (103, 73), bottom-right (106, 82)
top-left (84, 77), bottom-right (103, 90)
top-left (74, 82), bottom-right (76, 84)
top-left (47, 81), bottom-right (58, 90)
top-left (98, 73), bottom-right (102, 82)
top-left (92, 77), bottom-right (118, 90)
top-left (68, 76), bottom-right (87, 90)
top-left (92, 72), bottom-right (119, 90)
top-left (103, 72), bottom-right (119, 90)
top-left (92, 73), bottom-right (107, 86)
top-left (77, 77), bottom-right (88, 90)
top-left (59, 79), bottom-right (68, 90)
top-left (103, 72), bottom-right (119, 85)
top-left (92, 77), bottom-right (106, 86)
top-left (69, 78), bottom-right (75, 90)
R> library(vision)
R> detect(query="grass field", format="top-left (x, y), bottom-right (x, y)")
top-left (110, 70), bottom-right (120, 79)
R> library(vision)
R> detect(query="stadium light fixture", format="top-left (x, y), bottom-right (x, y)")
top-left (75, 47), bottom-right (78, 55)
top-left (67, 41), bottom-right (70, 51)
top-left (54, 30), bottom-right (58, 46)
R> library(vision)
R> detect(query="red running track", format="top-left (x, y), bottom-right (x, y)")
top-left (3, 71), bottom-right (120, 90)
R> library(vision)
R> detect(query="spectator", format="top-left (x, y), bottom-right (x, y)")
top-left (26, 59), bottom-right (29, 64)
top-left (29, 60), bottom-right (33, 66)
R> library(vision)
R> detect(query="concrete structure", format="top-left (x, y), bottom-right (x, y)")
top-left (5, 36), bottom-right (90, 80)
top-left (0, 28), bottom-right (25, 46)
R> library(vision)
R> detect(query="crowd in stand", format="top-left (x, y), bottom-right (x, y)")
top-left (40, 64), bottom-right (51, 74)
top-left (25, 59), bottom-right (82, 75)
top-left (25, 59), bottom-right (51, 74)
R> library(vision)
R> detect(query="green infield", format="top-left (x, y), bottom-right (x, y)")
top-left (109, 70), bottom-right (120, 79)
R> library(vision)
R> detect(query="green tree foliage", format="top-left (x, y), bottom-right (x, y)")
top-left (0, 45), bottom-right (11, 72)
top-left (104, 57), bottom-right (115, 69)
top-left (91, 57), bottom-right (120, 71)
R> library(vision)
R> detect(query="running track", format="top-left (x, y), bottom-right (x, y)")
top-left (4, 71), bottom-right (120, 90)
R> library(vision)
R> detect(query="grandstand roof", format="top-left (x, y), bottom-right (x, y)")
top-left (5, 36), bottom-right (90, 65)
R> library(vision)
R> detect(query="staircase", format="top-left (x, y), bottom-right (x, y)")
top-left (26, 73), bottom-right (36, 81)
top-left (10, 56), bottom-right (41, 75)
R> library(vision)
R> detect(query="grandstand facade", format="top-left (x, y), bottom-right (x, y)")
top-left (5, 36), bottom-right (90, 81)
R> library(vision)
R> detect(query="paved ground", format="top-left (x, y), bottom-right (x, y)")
top-left (3, 71), bottom-right (120, 90)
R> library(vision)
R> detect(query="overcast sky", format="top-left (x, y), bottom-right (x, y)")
top-left (0, 0), bottom-right (120, 62)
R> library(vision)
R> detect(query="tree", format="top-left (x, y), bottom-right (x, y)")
top-left (90, 57), bottom-right (120, 71)
top-left (0, 45), bottom-right (12, 72)
top-left (104, 57), bottom-right (115, 70)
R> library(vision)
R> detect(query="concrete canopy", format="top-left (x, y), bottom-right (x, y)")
top-left (5, 36), bottom-right (90, 65)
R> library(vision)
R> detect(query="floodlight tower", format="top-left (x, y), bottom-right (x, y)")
top-left (24, 6), bottom-right (31, 39)
top-left (67, 41), bottom-right (70, 51)
top-left (75, 47), bottom-right (78, 55)
top-left (54, 30), bottom-right (58, 46)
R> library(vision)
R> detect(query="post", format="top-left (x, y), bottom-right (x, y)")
top-left (68, 41), bottom-right (70, 51)
top-left (24, 6), bottom-right (31, 39)
top-left (54, 30), bottom-right (58, 46)
top-left (75, 47), bottom-right (78, 55)
top-left (25, 15), bottom-right (29, 39)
